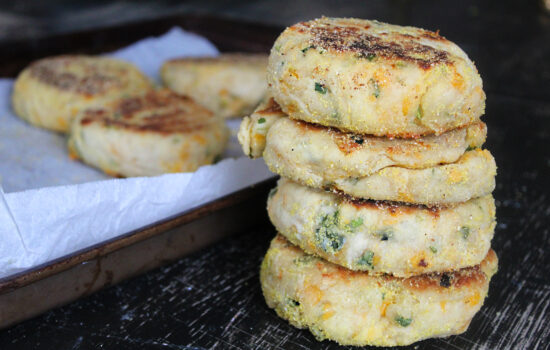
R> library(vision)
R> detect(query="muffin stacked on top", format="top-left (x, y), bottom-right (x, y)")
top-left (239, 17), bottom-right (498, 346)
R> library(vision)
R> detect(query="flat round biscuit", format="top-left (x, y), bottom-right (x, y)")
top-left (266, 148), bottom-right (496, 205)
top-left (12, 55), bottom-right (152, 132)
top-left (263, 115), bottom-right (486, 180)
top-left (268, 178), bottom-right (496, 277)
top-left (68, 89), bottom-right (229, 177)
top-left (161, 53), bottom-right (268, 118)
top-left (239, 98), bottom-right (486, 164)
top-left (268, 17), bottom-right (485, 136)
top-left (261, 235), bottom-right (498, 347)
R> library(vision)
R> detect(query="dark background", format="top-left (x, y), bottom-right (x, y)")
top-left (0, 0), bottom-right (506, 41)
top-left (0, 1), bottom-right (549, 349)
top-left (1, 0), bottom-right (549, 100)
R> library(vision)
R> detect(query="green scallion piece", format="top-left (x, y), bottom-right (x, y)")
top-left (395, 315), bottom-right (412, 327)
top-left (357, 250), bottom-right (375, 269)
top-left (416, 106), bottom-right (423, 120)
top-left (369, 78), bottom-right (380, 98)
top-left (460, 226), bottom-right (470, 239)
top-left (315, 82), bottom-right (328, 94)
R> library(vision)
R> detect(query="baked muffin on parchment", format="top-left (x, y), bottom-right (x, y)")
top-left (12, 55), bottom-right (152, 132)
top-left (161, 53), bottom-right (268, 118)
top-left (68, 89), bottom-right (229, 177)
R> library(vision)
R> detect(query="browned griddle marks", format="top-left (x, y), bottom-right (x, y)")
top-left (257, 98), bottom-right (283, 115)
top-left (293, 120), bottom-right (366, 154)
top-left (403, 264), bottom-right (484, 291)
top-left (80, 91), bottom-right (213, 134)
top-left (292, 115), bottom-right (448, 140)
top-left (303, 24), bottom-right (450, 69)
top-left (293, 118), bottom-right (453, 154)
top-left (337, 190), bottom-right (445, 216)
top-left (404, 249), bottom-right (496, 290)
top-left (275, 235), bottom-right (491, 290)
top-left (327, 188), bottom-right (452, 213)
top-left (29, 57), bottom-right (119, 95)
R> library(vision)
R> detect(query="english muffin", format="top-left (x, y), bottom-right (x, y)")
top-left (262, 115), bottom-right (486, 180)
top-left (266, 148), bottom-right (496, 205)
top-left (68, 89), bottom-right (229, 177)
top-left (268, 178), bottom-right (496, 277)
top-left (161, 53), bottom-right (268, 118)
top-left (261, 235), bottom-right (498, 347)
top-left (12, 55), bottom-right (152, 132)
top-left (268, 17), bottom-right (485, 136)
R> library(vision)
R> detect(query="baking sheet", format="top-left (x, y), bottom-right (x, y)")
top-left (0, 28), bottom-right (273, 279)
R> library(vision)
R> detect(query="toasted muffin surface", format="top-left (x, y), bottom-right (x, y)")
top-left (161, 53), bottom-right (268, 118)
top-left (266, 147), bottom-right (496, 205)
top-left (261, 235), bottom-right (498, 347)
top-left (68, 89), bottom-right (229, 177)
top-left (263, 114), bottom-right (486, 182)
top-left (12, 55), bottom-right (152, 132)
top-left (267, 17), bottom-right (485, 136)
top-left (268, 178), bottom-right (496, 277)
top-left (240, 97), bottom-right (486, 164)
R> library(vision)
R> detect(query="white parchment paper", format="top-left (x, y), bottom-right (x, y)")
top-left (0, 28), bottom-right (273, 279)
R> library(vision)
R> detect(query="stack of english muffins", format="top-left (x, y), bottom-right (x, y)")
top-left (239, 17), bottom-right (498, 347)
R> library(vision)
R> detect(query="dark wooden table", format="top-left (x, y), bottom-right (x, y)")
top-left (1, 2), bottom-right (549, 349)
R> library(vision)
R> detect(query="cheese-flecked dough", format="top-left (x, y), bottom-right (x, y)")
top-left (238, 97), bottom-right (286, 158)
top-left (68, 89), bottom-right (229, 177)
top-left (261, 235), bottom-right (498, 347)
top-left (266, 148), bottom-right (496, 205)
top-left (240, 97), bottom-right (486, 167)
top-left (268, 17), bottom-right (485, 136)
top-left (268, 178), bottom-right (496, 277)
top-left (161, 53), bottom-right (268, 118)
top-left (263, 116), bottom-right (486, 180)
top-left (12, 55), bottom-right (152, 132)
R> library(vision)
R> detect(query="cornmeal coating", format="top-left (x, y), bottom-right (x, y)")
top-left (266, 148), bottom-right (496, 205)
top-left (267, 17), bottom-right (485, 136)
top-left (68, 89), bottom-right (228, 177)
top-left (261, 235), bottom-right (498, 347)
top-left (268, 178), bottom-right (495, 277)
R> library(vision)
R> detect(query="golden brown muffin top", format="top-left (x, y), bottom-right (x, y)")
top-left (79, 89), bottom-right (219, 134)
top-left (286, 17), bottom-right (458, 70)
